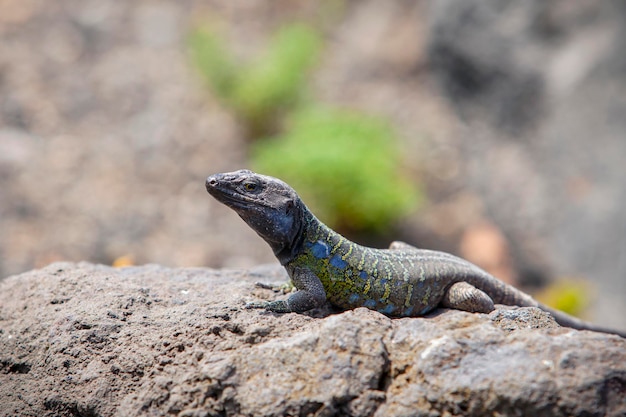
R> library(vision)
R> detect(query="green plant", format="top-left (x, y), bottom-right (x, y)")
top-left (188, 27), bottom-right (238, 99)
top-left (251, 106), bottom-right (421, 233)
top-left (188, 23), bottom-right (322, 136)
top-left (189, 21), bottom-right (422, 234)
top-left (535, 279), bottom-right (591, 318)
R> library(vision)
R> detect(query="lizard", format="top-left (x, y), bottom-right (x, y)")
top-left (206, 169), bottom-right (626, 338)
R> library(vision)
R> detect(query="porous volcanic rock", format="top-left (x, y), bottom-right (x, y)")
top-left (1, 262), bottom-right (624, 417)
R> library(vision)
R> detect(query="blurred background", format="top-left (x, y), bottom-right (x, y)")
top-left (1, 0), bottom-right (625, 332)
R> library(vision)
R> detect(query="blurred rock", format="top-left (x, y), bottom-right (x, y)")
top-left (460, 220), bottom-right (517, 285)
top-left (0, 262), bottom-right (624, 416)
top-left (0, 0), bottom-right (256, 278)
top-left (426, 0), bottom-right (626, 330)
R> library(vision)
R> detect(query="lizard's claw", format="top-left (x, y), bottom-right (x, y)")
top-left (244, 301), bottom-right (270, 310)
top-left (254, 282), bottom-right (276, 290)
top-left (254, 281), bottom-right (295, 293)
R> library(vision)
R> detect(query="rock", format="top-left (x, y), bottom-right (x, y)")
top-left (1, 262), bottom-right (624, 417)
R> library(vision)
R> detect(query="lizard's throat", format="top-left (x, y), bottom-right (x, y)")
top-left (271, 209), bottom-right (314, 265)
top-left (271, 221), bottom-right (305, 265)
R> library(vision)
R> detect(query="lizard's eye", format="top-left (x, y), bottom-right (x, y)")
top-left (243, 182), bottom-right (258, 192)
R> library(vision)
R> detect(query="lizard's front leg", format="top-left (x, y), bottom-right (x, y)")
top-left (246, 267), bottom-right (327, 313)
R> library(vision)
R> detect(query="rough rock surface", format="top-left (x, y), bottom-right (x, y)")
top-left (1, 263), bottom-right (625, 417)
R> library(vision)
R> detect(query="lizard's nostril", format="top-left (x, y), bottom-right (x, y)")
top-left (206, 176), bottom-right (218, 190)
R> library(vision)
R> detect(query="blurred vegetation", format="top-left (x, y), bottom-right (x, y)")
top-left (535, 279), bottom-right (591, 318)
top-left (252, 106), bottom-right (421, 233)
top-left (189, 23), bottom-right (322, 136)
top-left (189, 22), bottom-right (422, 233)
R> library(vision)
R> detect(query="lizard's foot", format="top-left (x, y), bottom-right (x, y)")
top-left (254, 281), bottom-right (295, 293)
top-left (245, 301), bottom-right (269, 309)
top-left (245, 299), bottom-right (291, 313)
top-left (249, 270), bottom-right (327, 314)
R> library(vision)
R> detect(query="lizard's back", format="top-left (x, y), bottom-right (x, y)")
top-left (286, 227), bottom-right (524, 317)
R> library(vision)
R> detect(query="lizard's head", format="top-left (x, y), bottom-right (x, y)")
top-left (206, 170), bottom-right (305, 259)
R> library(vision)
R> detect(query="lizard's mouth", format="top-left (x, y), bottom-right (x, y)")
top-left (206, 175), bottom-right (256, 211)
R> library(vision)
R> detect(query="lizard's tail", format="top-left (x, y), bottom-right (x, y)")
top-left (467, 270), bottom-right (626, 338)
top-left (537, 303), bottom-right (626, 338)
